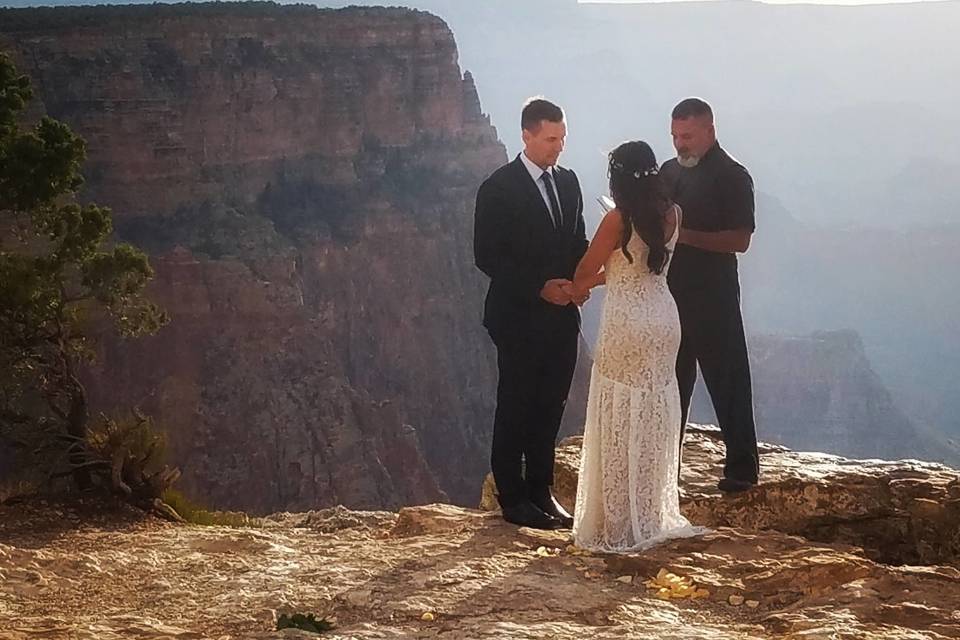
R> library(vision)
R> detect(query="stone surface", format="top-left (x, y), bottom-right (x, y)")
top-left (482, 425), bottom-right (960, 569)
top-left (3, 433), bottom-right (960, 639)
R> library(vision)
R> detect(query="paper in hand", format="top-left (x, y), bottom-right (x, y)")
top-left (596, 195), bottom-right (615, 213)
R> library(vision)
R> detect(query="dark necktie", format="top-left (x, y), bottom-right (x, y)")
top-left (541, 171), bottom-right (562, 229)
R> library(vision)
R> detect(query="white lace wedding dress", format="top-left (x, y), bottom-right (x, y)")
top-left (573, 207), bottom-right (708, 552)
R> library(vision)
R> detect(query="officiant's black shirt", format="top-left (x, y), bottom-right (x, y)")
top-left (660, 142), bottom-right (755, 293)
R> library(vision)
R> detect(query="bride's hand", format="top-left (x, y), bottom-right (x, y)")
top-left (563, 282), bottom-right (590, 306)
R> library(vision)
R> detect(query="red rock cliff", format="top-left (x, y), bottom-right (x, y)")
top-left (1, 3), bottom-right (555, 513)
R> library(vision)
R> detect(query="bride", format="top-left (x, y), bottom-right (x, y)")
top-left (568, 140), bottom-right (707, 552)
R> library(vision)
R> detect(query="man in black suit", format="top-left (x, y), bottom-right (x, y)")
top-left (474, 98), bottom-right (588, 530)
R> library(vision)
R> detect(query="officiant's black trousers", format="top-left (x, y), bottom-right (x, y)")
top-left (674, 282), bottom-right (760, 483)
top-left (489, 328), bottom-right (579, 508)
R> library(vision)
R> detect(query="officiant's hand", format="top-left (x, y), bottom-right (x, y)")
top-left (540, 279), bottom-right (573, 305)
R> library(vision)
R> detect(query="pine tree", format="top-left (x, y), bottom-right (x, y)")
top-left (0, 52), bottom-right (168, 491)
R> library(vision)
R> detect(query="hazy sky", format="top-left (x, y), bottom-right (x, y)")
top-left (0, 0), bottom-right (946, 6)
top-left (579, 0), bottom-right (941, 4)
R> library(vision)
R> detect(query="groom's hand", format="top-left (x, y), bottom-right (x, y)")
top-left (540, 279), bottom-right (572, 305)
top-left (561, 282), bottom-right (590, 307)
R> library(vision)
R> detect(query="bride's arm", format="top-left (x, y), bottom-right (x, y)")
top-left (571, 209), bottom-right (623, 297)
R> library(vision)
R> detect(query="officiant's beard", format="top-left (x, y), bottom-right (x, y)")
top-left (677, 154), bottom-right (700, 168)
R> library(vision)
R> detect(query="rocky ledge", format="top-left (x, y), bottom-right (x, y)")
top-left (2, 427), bottom-right (958, 639)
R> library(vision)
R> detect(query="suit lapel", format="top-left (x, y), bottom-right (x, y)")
top-left (513, 155), bottom-right (557, 232)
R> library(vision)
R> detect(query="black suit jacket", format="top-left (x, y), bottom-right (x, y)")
top-left (474, 155), bottom-right (588, 339)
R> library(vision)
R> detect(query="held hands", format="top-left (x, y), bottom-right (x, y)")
top-left (540, 279), bottom-right (571, 305)
top-left (540, 279), bottom-right (590, 306)
top-left (563, 282), bottom-right (591, 307)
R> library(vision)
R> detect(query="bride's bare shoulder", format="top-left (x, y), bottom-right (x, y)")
top-left (603, 207), bottom-right (624, 228)
top-left (592, 208), bottom-right (624, 249)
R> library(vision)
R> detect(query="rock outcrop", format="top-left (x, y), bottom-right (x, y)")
top-left (483, 425), bottom-right (960, 568)
top-left (0, 2), bottom-right (576, 513)
top-left (2, 428), bottom-right (959, 639)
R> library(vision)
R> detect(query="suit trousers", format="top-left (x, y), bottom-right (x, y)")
top-left (674, 281), bottom-right (759, 483)
top-left (489, 325), bottom-right (579, 508)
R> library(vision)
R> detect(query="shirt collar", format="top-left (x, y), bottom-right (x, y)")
top-left (701, 141), bottom-right (722, 164)
top-left (520, 151), bottom-right (554, 183)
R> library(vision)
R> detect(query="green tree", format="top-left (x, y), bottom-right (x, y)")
top-left (0, 52), bottom-right (168, 492)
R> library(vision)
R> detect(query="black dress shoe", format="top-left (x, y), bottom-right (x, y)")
top-left (531, 494), bottom-right (574, 529)
top-left (717, 478), bottom-right (757, 494)
top-left (501, 501), bottom-right (563, 530)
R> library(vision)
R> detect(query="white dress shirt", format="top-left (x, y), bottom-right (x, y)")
top-left (520, 151), bottom-right (562, 227)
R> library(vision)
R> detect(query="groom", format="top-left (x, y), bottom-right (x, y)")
top-left (474, 98), bottom-right (588, 530)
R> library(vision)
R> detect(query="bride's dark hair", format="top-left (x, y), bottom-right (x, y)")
top-left (608, 141), bottom-right (672, 275)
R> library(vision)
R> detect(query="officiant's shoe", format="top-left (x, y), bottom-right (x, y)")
top-left (531, 494), bottom-right (574, 529)
top-left (717, 478), bottom-right (756, 494)
top-left (501, 501), bottom-right (563, 530)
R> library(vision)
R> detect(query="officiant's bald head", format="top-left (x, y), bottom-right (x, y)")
top-left (671, 97), bottom-right (716, 168)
